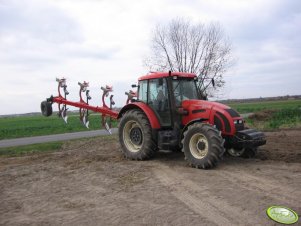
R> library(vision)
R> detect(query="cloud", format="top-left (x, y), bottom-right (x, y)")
top-left (0, 0), bottom-right (300, 114)
top-left (0, 0), bottom-right (118, 70)
top-left (0, 0), bottom-right (82, 43)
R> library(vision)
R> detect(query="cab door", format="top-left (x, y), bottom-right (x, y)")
top-left (147, 78), bottom-right (171, 127)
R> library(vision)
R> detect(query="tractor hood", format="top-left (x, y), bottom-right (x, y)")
top-left (181, 99), bottom-right (243, 135)
top-left (181, 99), bottom-right (233, 115)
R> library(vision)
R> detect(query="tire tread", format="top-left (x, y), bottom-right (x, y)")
top-left (182, 123), bottom-right (225, 169)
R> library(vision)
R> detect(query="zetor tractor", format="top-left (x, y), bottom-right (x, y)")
top-left (41, 71), bottom-right (266, 169)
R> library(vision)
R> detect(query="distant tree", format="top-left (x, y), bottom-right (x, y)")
top-left (145, 18), bottom-right (232, 98)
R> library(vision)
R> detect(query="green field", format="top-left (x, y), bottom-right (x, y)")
top-left (227, 99), bottom-right (301, 113)
top-left (0, 114), bottom-right (117, 140)
top-left (245, 108), bottom-right (301, 130)
top-left (226, 99), bottom-right (301, 130)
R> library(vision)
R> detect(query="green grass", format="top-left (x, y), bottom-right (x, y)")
top-left (0, 114), bottom-right (117, 140)
top-left (0, 134), bottom-right (117, 157)
top-left (227, 99), bottom-right (301, 113)
top-left (246, 108), bottom-right (301, 130)
top-left (268, 108), bottom-right (301, 129)
top-left (0, 141), bottom-right (63, 157)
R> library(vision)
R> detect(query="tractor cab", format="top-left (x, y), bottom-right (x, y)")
top-left (137, 71), bottom-right (199, 127)
top-left (172, 77), bottom-right (200, 106)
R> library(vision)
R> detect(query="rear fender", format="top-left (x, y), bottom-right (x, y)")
top-left (118, 102), bottom-right (161, 129)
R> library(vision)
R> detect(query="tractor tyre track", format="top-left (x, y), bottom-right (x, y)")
top-left (153, 165), bottom-right (266, 226)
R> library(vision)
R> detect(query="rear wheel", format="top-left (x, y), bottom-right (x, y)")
top-left (182, 123), bottom-right (225, 169)
top-left (119, 109), bottom-right (156, 160)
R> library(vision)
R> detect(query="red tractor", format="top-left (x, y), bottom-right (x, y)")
top-left (41, 71), bottom-right (266, 169)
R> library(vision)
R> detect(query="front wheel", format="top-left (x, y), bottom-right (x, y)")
top-left (242, 148), bottom-right (257, 158)
top-left (118, 109), bottom-right (156, 160)
top-left (182, 123), bottom-right (225, 169)
top-left (226, 148), bottom-right (257, 158)
top-left (226, 148), bottom-right (245, 157)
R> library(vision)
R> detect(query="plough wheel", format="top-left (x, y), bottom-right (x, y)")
top-left (41, 101), bottom-right (52, 117)
top-left (119, 109), bottom-right (156, 160)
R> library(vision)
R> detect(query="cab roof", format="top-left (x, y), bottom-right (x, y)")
top-left (138, 72), bottom-right (197, 81)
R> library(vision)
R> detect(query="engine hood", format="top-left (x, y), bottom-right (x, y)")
top-left (181, 99), bottom-right (242, 135)
top-left (182, 99), bottom-right (231, 113)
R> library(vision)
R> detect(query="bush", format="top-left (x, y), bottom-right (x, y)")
top-left (246, 108), bottom-right (301, 130)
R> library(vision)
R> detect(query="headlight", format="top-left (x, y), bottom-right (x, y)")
top-left (234, 119), bottom-right (243, 124)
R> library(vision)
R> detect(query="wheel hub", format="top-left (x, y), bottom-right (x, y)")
top-left (189, 133), bottom-right (209, 159)
top-left (123, 120), bottom-right (143, 153)
top-left (130, 127), bottom-right (142, 145)
top-left (197, 141), bottom-right (206, 150)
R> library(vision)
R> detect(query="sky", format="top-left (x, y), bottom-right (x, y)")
top-left (0, 0), bottom-right (300, 114)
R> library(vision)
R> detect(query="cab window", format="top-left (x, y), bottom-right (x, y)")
top-left (138, 80), bottom-right (148, 102)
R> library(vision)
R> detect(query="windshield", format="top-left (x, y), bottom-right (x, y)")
top-left (172, 78), bottom-right (199, 106)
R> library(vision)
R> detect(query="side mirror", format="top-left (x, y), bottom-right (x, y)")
top-left (131, 84), bottom-right (138, 88)
top-left (211, 78), bottom-right (215, 87)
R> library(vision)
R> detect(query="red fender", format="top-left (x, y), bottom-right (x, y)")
top-left (181, 100), bottom-right (238, 136)
top-left (118, 102), bottom-right (161, 129)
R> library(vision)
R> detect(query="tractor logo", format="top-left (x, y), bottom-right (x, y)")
top-left (267, 206), bottom-right (298, 224)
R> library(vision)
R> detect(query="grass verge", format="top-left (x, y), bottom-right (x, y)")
top-left (0, 114), bottom-right (118, 140)
top-left (0, 134), bottom-right (117, 157)
top-left (0, 141), bottom-right (63, 157)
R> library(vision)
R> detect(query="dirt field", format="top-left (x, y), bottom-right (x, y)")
top-left (1, 130), bottom-right (300, 226)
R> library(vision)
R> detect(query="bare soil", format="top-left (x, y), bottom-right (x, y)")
top-left (0, 130), bottom-right (300, 226)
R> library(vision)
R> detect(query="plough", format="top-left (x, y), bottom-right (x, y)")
top-left (41, 78), bottom-right (137, 134)
top-left (41, 71), bottom-right (266, 169)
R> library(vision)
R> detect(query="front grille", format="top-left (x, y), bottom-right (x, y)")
top-left (235, 123), bottom-right (244, 131)
top-left (216, 112), bottom-right (231, 133)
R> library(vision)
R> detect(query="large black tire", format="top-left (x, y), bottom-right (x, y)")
top-left (118, 109), bottom-right (157, 160)
top-left (41, 101), bottom-right (52, 117)
top-left (182, 123), bottom-right (225, 169)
